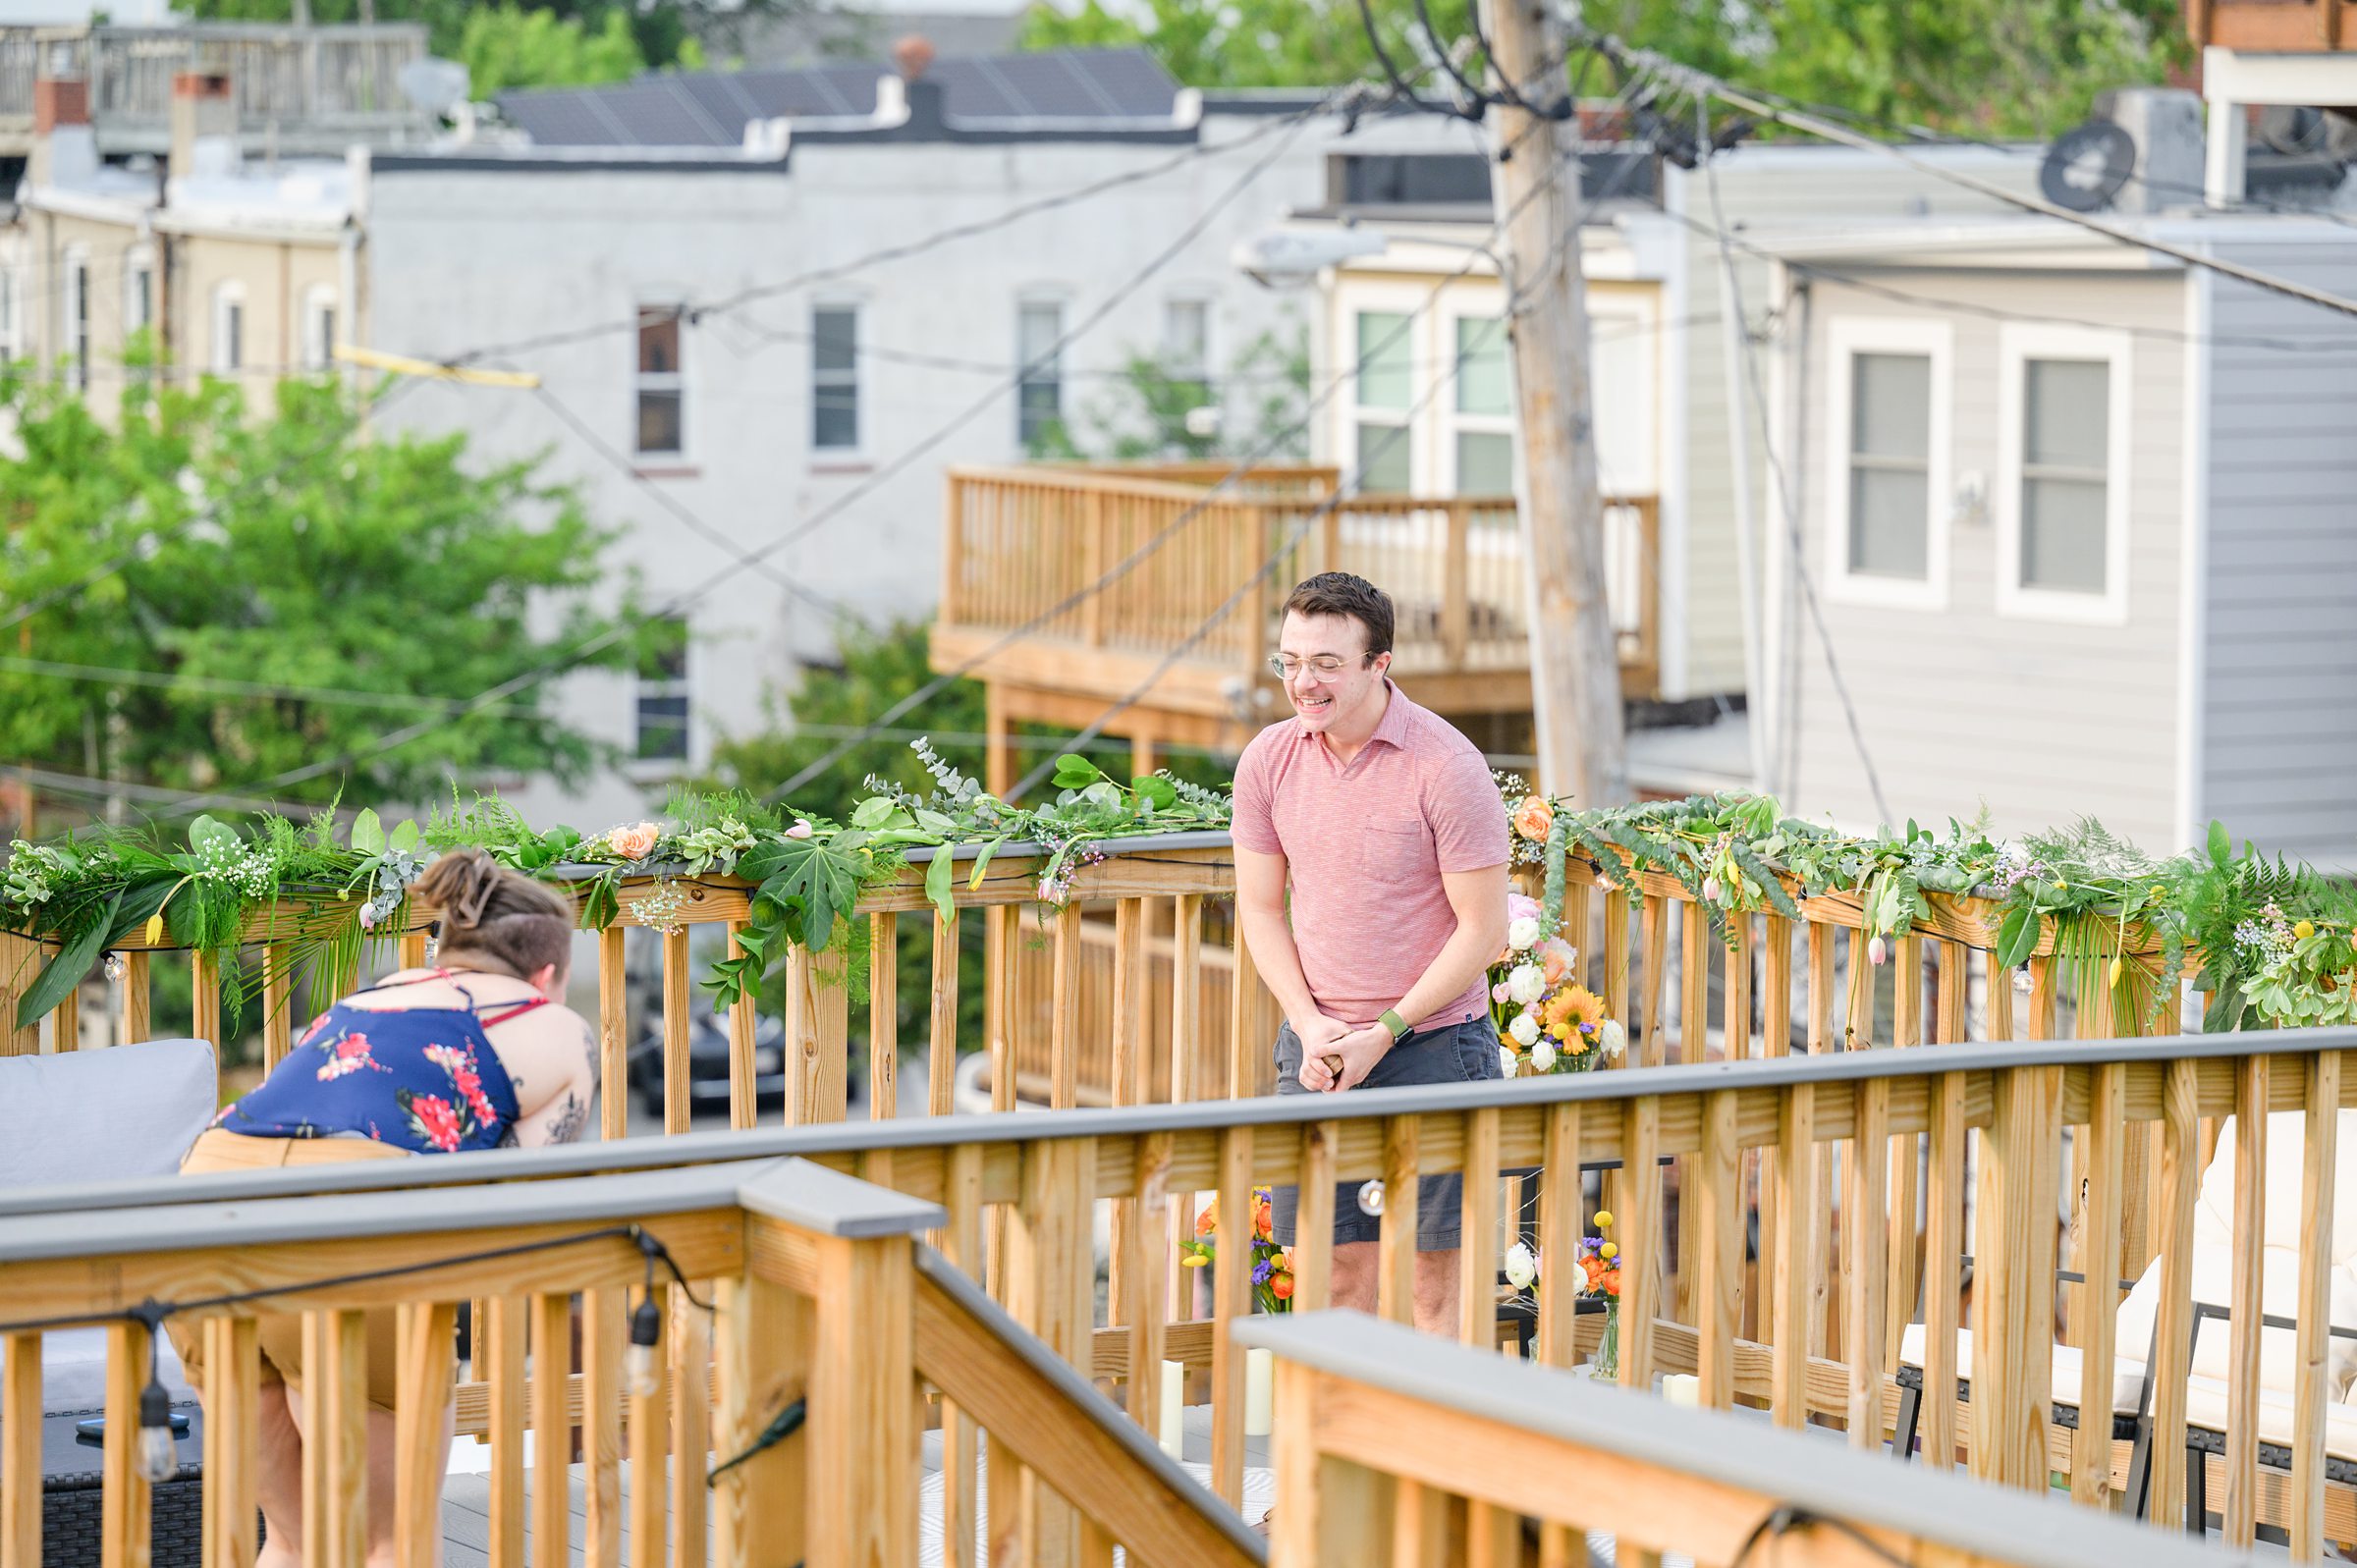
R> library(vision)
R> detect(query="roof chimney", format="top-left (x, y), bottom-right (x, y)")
top-left (171, 71), bottom-right (238, 184)
top-left (892, 35), bottom-right (945, 135)
top-left (892, 34), bottom-right (934, 81)
top-left (28, 74), bottom-right (92, 189)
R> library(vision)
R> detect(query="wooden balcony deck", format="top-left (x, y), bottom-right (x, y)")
top-left (932, 463), bottom-right (1660, 784)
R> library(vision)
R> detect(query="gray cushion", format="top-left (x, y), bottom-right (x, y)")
top-left (0, 1037), bottom-right (218, 1189)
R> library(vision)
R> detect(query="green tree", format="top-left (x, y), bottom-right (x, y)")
top-left (0, 365), bottom-right (649, 817)
top-left (181, 0), bottom-right (752, 86)
top-left (1021, 0), bottom-right (2185, 138)
top-left (1077, 326), bottom-right (1312, 463)
top-left (459, 6), bottom-right (703, 97)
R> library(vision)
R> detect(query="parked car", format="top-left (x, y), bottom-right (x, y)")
top-left (625, 1006), bottom-right (788, 1117)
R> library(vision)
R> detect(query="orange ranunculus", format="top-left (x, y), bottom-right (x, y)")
top-left (1195, 1206), bottom-right (1217, 1237)
top-left (1538, 938), bottom-right (1574, 989)
top-left (1254, 1200), bottom-right (1274, 1243)
top-left (1512, 796), bottom-right (1555, 843)
top-left (1271, 1272), bottom-right (1295, 1302)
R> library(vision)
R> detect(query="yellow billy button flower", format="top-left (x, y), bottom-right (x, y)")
top-left (1591, 1210), bottom-right (1614, 1230)
top-left (2295, 920), bottom-right (2317, 942)
top-left (1599, 1242), bottom-right (1618, 1261)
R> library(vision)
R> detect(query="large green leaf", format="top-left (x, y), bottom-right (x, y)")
top-left (16, 892), bottom-right (120, 1029)
top-left (925, 849), bottom-right (957, 927)
top-left (1995, 900), bottom-right (2040, 970)
top-left (2208, 819), bottom-right (2230, 869)
top-left (350, 809), bottom-right (386, 856)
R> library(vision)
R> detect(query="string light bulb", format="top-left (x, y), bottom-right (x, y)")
top-left (627, 1295), bottom-right (663, 1399)
top-left (1356, 1179), bottom-right (1385, 1217)
top-left (102, 950), bottom-right (125, 983)
top-left (136, 1373), bottom-right (178, 1484)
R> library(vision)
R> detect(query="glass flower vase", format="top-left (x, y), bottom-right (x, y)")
top-left (1591, 1298), bottom-right (1620, 1380)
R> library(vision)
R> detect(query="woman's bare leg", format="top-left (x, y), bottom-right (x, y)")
top-left (253, 1381), bottom-right (305, 1568)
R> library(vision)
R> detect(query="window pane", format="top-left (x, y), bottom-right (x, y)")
top-left (1851, 352), bottom-right (1930, 460)
top-left (813, 391), bottom-right (858, 450)
top-left (1455, 429), bottom-right (1514, 496)
top-left (1165, 298), bottom-right (1208, 370)
top-left (1848, 466), bottom-right (1930, 578)
top-left (318, 309), bottom-right (336, 365)
top-left (1454, 316), bottom-right (1509, 416)
top-left (637, 389), bottom-right (683, 455)
top-left (2021, 475), bottom-right (2108, 593)
top-left (223, 303), bottom-right (241, 370)
top-left (1018, 302), bottom-right (1063, 367)
top-left (813, 308), bottom-right (857, 373)
top-left (1354, 421), bottom-right (1411, 491)
top-left (635, 694), bottom-right (689, 761)
top-left (2025, 358), bottom-right (2108, 469)
top-left (637, 307), bottom-right (681, 375)
top-left (1356, 311), bottom-right (1411, 410)
top-left (1018, 379), bottom-right (1063, 447)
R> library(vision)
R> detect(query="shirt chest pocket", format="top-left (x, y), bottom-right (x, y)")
top-left (1353, 816), bottom-right (1435, 883)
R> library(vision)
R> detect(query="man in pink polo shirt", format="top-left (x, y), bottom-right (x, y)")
top-left (1232, 571), bottom-right (1508, 1334)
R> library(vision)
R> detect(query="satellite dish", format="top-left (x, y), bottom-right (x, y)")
top-left (2256, 104), bottom-right (2357, 163)
top-left (399, 57), bottom-right (472, 117)
top-left (2040, 119), bottom-right (2136, 213)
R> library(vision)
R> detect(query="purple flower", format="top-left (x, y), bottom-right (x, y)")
top-left (1251, 1259), bottom-right (1275, 1284)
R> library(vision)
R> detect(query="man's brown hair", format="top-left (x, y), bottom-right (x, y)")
top-left (1281, 571), bottom-right (1395, 658)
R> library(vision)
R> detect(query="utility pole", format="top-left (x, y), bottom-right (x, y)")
top-left (1481, 0), bottom-right (1630, 809)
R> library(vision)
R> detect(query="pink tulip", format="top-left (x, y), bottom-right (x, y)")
top-left (786, 821), bottom-right (813, 839)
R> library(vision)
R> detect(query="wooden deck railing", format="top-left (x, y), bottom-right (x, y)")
top-left (934, 463), bottom-right (1664, 711)
top-left (16, 1027), bottom-right (2356, 1559)
top-left (1237, 1312), bottom-right (2248, 1568)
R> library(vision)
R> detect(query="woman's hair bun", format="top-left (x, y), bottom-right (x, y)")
top-left (411, 848), bottom-right (507, 932)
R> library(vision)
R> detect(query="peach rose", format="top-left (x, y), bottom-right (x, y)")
top-left (606, 822), bottom-right (662, 861)
top-left (1512, 796), bottom-right (1555, 842)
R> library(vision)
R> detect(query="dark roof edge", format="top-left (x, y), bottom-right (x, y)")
top-left (369, 151), bottom-right (796, 175)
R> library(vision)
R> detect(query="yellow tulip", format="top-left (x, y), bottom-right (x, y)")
top-left (1592, 1210), bottom-right (1614, 1229)
top-left (2108, 957), bottom-right (2123, 987)
top-left (144, 914), bottom-right (165, 946)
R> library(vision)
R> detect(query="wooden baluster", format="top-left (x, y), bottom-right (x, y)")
top-left (869, 911), bottom-right (901, 1121)
top-left (662, 927), bottom-right (691, 1134)
top-left (2072, 1061), bottom-right (2127, 1505)
top-left (1971, 1063), bottom-right (2062, 1490)
top-left (1107, 899), bottom-right (1149, 1398)
top-left (1535, 1103), bottom-right (1584, 1568)
top-left (394, 1305), bottom-right (456, 1568)
top-left (1758, 915), bottom-right (1793, 1349)
top-left (1378, 1116), bottom-right (1420, 1328)
top-left (484, 1297), bottom-right (526, 1568)
top-left (728, 918), bottom-right (760, 1131)
top-left (1886, 935), bottom-right (1922, 1372)
top-left (103, 1319), bottom-right (152, 1568)
top-left (302, 1310), bottom-right (368, 1568)
top-left (2148, 1056), bottom-right (2201, 1529)
top-left (1845, 1057), bottom-right (1891, 1447)
top-left (1619, 1096), bottom-right (1661, 1391)
top-left (597, 927), bottom-right (628, 1142)
top-left (1123, 1131), bottom-right (1174, 1435)
top-left (1918, 941), bottom-right (1969, 1469)
top-left (2292, 1050), bottom-right (2343, 1561)
top-left (398, 927), bottom-right (428, 971)
top-left (0, 934), bottom-right (41, 1056)
top-left (1639, 897), bottom-right (1669, 1069)
top-left (49, 969), bottom-right (75, 1054)
top-left (714, 1257), bottom-right (805, 1568)
top-left (929, 908), bottom-right (960, 1118)
top-left (1772, 1080), bottom-right (1821, 1430)
top-left (1168, 896), bottom-right (1204, 1324)
top-left (196, 1317), bottom-right (258, 1568)
top-left (191, 948), bottom-right (222, 1055)
top-left (1460, 1106), bottom-right (1503, 1353)
top-left (1227, 917), bottom-right (1261, 1100)
top-left (1674, 903), bottom-right (1709, 1325)
top-left (580, 1289), bottom-right (625, 1568)
top-left (1602, 890), bottom-right (1630, 1035)
top-left (988, 904), bottom-right (1021, 1116)
top-left (626, 1285), bottom-right (668, 1568)
top-left (262, 943), bottom-right (294, 1071)
top-left (669, 1280), bottom-right (712, 1568)
top-left (1807, 925), bottom-right (1836, 1363)
top-left (2222, 1055), bottom-right (2270, 1546)
top-left (3, 1333), bottom-right (39, 1568)
top-left (1049, 901), bottom-right (1081, 1109)
top-left (1004, 1137), bottom-right (1094, 1565)
top-left (530, 1295), bottom-right (572, 1568)
top-left (941, 1143), bottom-right (984, 1568)
top-left (1210, 1127), bottom-right (1254, 1509)
top-left (788, 944), bottom-right (850, 1124)
top-left (1697, 1089), bottom-right (1742, 1410)
top-left (122, 948), bottom-right (151, 1045)
top-left (1294, 1121), bottom-right (1338, 1316)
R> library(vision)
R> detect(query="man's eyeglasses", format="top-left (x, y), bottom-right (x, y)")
top-left (1267, 653), bottom-right (1374, 680)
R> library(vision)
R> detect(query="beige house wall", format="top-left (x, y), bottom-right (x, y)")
top-left (15, 206), bottom-right (157, 392)
top-left (168, 230), bottom-right (342, 401)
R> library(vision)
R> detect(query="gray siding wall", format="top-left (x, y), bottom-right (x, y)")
top-left (2201, 234), bottom-right (2357, 871)
top-left (1663, 148), bottom-right (2036, 701)
top-left (1781, 268), bottom-right (2187, 848)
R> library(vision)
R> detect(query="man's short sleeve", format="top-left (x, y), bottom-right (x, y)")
top-left (1230, 731), bottom-right (1284, 855)
top-left (1427, 747), bottom-right (1508, 873)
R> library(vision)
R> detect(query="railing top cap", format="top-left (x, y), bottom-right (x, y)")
top-left (1234, 1312), bottom-right (2253, 1568)
top-left (0, 1154), bottom-right (940, 1267)
top-left (10, 1026), bottom-right (2357, 1223)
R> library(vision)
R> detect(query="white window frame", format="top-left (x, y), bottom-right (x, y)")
top-left (1821, 315), bottom-right (1953, 612)
top-left (1345, 295), bottom-right (1423, 494)
top-left (0, 267), bottom-right (19, 365)
top-left (123, 245), bottom-right (155, 339)
top-left (1443, 306), bottom-right (1514, 497)
top-left (211, 282), bottom-right (246, 376)
top-left (301, 284), bottom-right (338, 373)
top-left (63, 245), bottom-right (90, 393)
top-left (1994, 322), bottom-right (2133, 626)
top-left (633, 301), bottom-right (686, 460)
top-left (1162, 294), bottom-right (1212, 381)
top-left (809, 298), bottom-right (861, 456)
top-left (632, 614), bottom-right (692, 767)
top-left (1014, 294), bottom-right (1068, 452)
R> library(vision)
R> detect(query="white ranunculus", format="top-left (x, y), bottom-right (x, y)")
top-left (1507, 1010), bottom-right (1541, 1047)
top-left (1499, 1045), bottom-right (1518, 1078)
top-left (1507, 916), bottom-right (1542, 951)
top-left (1505, 1241), bottom-right (1539, 1290)
top-left (1601, 1018), bottom-right (1628, 1059)
top-left (1532, 1039), bottom-right (1559, 1072)
top-left (1507, 963), bottom-right (1546, 1006)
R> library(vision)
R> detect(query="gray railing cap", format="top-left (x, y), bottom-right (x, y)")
top-left (0, 1155), bottom-right (940, 1267)
top-left (10, 1024), bottom-right (2357, 1221)
top-left (1232, 1312), bottom-right (2256, 1568)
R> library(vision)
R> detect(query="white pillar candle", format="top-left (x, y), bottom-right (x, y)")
top-left (1244, 1346), bottom-right (1275, 1436)
top-left (1663, 1373), bottom-right (1700, 1409)
top-left (1159, 1358), bottom-right (1186, 1458)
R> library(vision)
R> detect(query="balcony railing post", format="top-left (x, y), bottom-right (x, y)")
top-left (1442, 501), bottom-right (1470, 668)
top-left (716, 1241), bottom-right (810, 1568)
top-left (1970, 1062), bottom-right (2062, 1489)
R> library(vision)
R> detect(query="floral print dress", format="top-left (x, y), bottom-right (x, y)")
top-left (213, 969), bottom-right (538, 1153)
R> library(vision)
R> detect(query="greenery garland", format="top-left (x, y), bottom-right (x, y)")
top-left (5, 750), bottom-right (2352, 1040)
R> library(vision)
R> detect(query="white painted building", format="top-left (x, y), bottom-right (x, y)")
top-left (356, 52), bottom-right (1468, 828)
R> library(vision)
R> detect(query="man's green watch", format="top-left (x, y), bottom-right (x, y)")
top-left (1377, 1008), bottom-right (1410, 1042)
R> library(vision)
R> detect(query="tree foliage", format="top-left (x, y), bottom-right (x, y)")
top-left (180, 0), bottom-right (749, 88)
top-left (0, 364), bottom-right (648, 818)
top-left (1021, 0), bottom-right (2187, 138)
top-left (457, 6), bottom-right (703, 97)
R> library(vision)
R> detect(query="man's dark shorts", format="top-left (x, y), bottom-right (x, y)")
top-left (1269, 1014), bottom-right (1503, 1251)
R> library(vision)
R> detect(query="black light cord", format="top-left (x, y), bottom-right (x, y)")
top-left (1728, 1504), bottom-right (1915, 1568)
